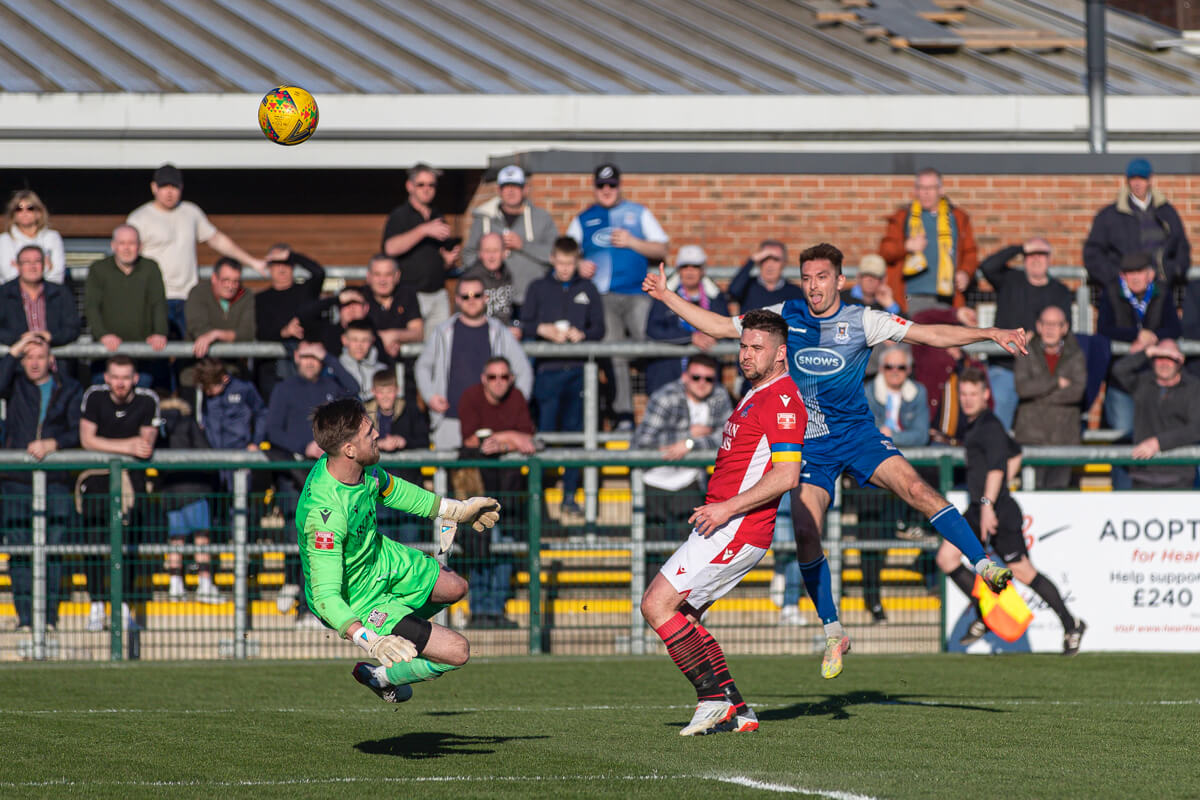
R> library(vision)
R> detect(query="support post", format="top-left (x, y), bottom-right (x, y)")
top-left (232, 469), bottom-right (249, 659)
top-left (31, 470), bottom-right (47, 661)
top-left (629, 468), bottom-right (646, 655)
top-left (528, 459), bottom-right (543, 654)
top-left (583, 360), bottom-right (599, 526)
top-left (108, 460), bottom-right (124, 660)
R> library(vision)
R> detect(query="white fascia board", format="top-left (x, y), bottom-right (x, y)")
top-left (0, 93), bottom-right (1123, 134)
top-left (0, 94), bottom-right (1195, 169)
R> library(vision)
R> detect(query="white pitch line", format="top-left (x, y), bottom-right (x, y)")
top-left (0, 698), bottom-right (1196, 715)
top-left (716, 775), bottom-right (882, 800)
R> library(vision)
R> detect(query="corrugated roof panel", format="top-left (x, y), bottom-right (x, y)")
top-left (465, 0), bottom-right (693, 92)
top-left (0, 3), bottom-right (113, 91)
top-left (0, 0), bottom-right (1193, 96)
top-left (348, 0), bottom-right (594, 93)
top-left (110, 0), bottom-right (281, 92)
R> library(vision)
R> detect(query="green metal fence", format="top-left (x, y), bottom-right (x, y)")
top-left (2, 446), bottom-right (1197, 662)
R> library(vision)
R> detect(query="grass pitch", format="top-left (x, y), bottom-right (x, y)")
top-left (1, 653), bottom-right (1196, 799)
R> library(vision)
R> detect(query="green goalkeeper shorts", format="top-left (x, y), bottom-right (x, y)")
top-left (352, 542), bottom-right (443, 635)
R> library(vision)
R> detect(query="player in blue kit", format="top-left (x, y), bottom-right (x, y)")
top-left (645, 242), bottom-right (1025, 679)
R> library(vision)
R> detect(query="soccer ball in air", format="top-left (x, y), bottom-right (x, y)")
top-left (258, 85), bottom-right (319, 146)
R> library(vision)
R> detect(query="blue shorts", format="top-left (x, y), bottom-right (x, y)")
top-left (800, 418), bottom-right (900, 498)
top-left (167, 499), bottom-right (211, 538)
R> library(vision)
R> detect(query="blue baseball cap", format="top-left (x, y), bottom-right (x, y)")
top-left (1126, 158), bottom-right (1152, 179)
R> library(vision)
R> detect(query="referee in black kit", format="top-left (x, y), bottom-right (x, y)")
top-left (935, 367), bottom-right (1086, 656)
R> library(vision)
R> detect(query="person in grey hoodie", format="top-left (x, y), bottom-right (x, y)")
top-left (462, 165), bottom-right (558, 309)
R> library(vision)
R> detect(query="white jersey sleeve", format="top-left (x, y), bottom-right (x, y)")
top-left (639, 207), bottom-right (669, 243)
top-left (732, 302), bottom-right (785, 334)
top-left (565, 216), bottom-right (583, 245)
top-left (862, 308), bottom-right (912, 346)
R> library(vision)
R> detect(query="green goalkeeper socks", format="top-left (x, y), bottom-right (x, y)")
top-left (385, 657), bottom-right (458, 686)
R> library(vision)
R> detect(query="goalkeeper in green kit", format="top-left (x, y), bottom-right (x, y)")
top-left (298, 398), bottom-right (501, 703)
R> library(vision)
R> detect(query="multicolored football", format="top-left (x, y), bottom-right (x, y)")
top-left (258, 85), bottom-right (319, 146)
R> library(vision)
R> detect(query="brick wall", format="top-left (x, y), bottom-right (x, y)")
top-left (468, 173), bottom-right (1200, 270)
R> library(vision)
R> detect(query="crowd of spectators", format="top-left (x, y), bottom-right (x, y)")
top-left (1, 155), bottom-right (1198, 635)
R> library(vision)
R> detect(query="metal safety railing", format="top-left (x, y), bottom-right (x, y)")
top-left (2, 445), bottom-right (1198, 662)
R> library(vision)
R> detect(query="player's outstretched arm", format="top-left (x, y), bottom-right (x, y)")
top-left (903, 322), bottom-right (1028, 356)
top-left (642, 263), bottom-right (738, 340)
top-left (689, 461), bottom-right (801, 537)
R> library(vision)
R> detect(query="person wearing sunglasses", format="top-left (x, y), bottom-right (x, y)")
top-left (456, 356), bottom-right (536, 629)
top-left (858, 342), bottom-right (929, 625)
top-left (566, 162), bottom-right (669, 430)
top-left (0, 190), bottom-right (66, 284)
top-left (633, 353), bottom-right (732, 539)
top-left (415, 277), bottom-right (532, 451)
top-left (382, 163), bottom-right (461, 334)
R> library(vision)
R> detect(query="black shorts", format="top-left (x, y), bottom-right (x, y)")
top-left (965, 497), bottom-right (1027, 564)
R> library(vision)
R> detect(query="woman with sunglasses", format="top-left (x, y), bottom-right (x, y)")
top-left (0, 190), bottom-right (66, 284)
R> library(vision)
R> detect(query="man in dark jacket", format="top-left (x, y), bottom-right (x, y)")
top-left (0, 332), bottom-right (81, 631)
top-left (0, 245), bottom-right (80, 346)
top-left (1111, 340), bottom-right (1200, 489)
top-left (727, 239), bottom-right (803, 311)
top-left (978, 237), bottom-right (1074, 430)
top-left (254, 244), bottom-right (326, 398)
top-left (520, 237), bottom-right (604, 515)
top-left (1097, 252), bottom-right (1181, 439)
top-left (1084, 158), bottom-right (1191, 286)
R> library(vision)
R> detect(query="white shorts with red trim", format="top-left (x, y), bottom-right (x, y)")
top-left (660, 525), bottom-right (769, 611)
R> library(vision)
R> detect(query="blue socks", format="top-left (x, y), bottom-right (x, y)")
top-left (930, 505), bottom-right (986, 563)
top-left (797, 556), bottom-right (839, 625)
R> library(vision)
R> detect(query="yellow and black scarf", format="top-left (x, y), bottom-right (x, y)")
top-left (903, 197), bottom-right (955, 297)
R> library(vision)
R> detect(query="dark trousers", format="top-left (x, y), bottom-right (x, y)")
top-left (78, 473), bottom-right (145, 607)
top-left (534, 367), bottom-right (584, 499)
top-left (1, 483), bottom-right (72, 628)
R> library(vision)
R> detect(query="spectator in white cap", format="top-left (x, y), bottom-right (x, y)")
top-left (841, 254), bottom-right (900, 314)
top-left (644, 244), bottom-right (728, 396)
top-left (463, 164), bottom-right (559, 315)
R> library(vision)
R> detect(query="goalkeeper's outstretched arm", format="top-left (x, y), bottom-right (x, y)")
top-left (642, 263), bottom-right (739, 340)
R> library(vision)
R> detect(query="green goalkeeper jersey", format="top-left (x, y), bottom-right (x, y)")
top-left (296, 455), bottom-right (439, 634)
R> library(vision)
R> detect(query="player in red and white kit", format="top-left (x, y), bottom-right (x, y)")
top-left (640, 309), bottom-right (805, 736)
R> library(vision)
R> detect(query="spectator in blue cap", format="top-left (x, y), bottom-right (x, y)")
top-left (1084, 157), bottom-right (1191, 286)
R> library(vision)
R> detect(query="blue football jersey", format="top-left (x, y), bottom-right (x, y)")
top-left (736, 302), bottom-right (911, 440)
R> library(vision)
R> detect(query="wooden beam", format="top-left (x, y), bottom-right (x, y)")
top-left (919, 11), bottom-right (966, 22)
top-left (816, 10), bottom-right (861, 22)
top-left (961, 37), bottom-right (1084, 49)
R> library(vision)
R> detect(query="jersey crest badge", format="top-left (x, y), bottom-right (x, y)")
top-left (314, 531), bottom-right (335, 550)
top-left (740, 403), bottom-right (754, 419)
top-left (835, 321), bottom-right (850, 343)
top-left (367, 609), bottom-right (388, 627)
top-left (777, 412), bottom-right (797, 430)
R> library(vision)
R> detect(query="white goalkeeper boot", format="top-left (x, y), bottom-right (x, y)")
top-left (679, 700), bottom-right (735, 736)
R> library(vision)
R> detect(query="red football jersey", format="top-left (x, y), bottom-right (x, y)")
top-left (704, 373), bottom-right (806, 548)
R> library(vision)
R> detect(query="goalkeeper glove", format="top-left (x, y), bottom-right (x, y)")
top-left (439, 496), bottom-right (501, 532)
top-left (353, 627), bottom-right (417, 667)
